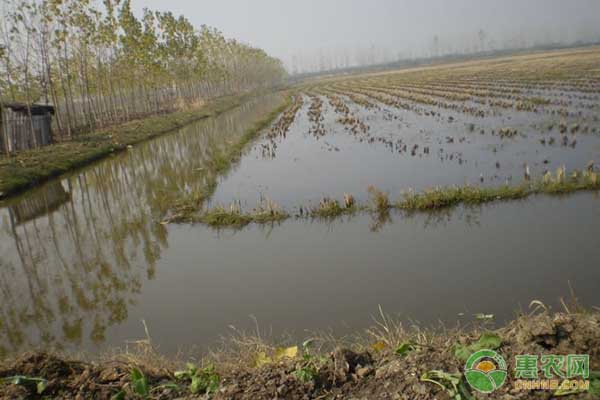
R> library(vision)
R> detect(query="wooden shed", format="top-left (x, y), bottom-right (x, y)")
top-left (0, 103), bottom-right (55, 154)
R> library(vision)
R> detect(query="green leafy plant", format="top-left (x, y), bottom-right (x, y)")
top-left (395, 342), bottom-right (418, 356)
top-left (453, 332), bottom-right (502, 362)
top-left (130, 368), bottom-right (149, 398)
top-left (294, 339), bottom-right (327, 383)
top-left (420, 370), bottom-right (473, 400)
top-left (111, 390), bottom-right (126, 400)
top-left (174, 363), bottom-right (220, 395)
top-left (0, 376), bottom-right (48, 395)
top-left (113, 370), bottom-right (179, 399)
top-left (295, 365), bottom-right (319, 383)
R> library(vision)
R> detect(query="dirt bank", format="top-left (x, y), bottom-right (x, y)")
top-left (0, 91), bottom-right (282, 200)
top-left (0, 310), bottom-right (598, 399)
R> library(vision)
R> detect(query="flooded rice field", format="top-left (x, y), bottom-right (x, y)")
top-left (212, 92), bottom-right (600, 207)
top-left (213, 52), bottom-right (600, 209)
top-left (1, 49), bottom-right (600, 357)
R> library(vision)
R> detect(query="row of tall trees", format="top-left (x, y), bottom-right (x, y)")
top-left (0, 0), bottom-right (287, 138)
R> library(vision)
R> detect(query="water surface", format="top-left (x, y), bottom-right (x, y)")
top-left (0, 94), bottom-right (599, 357)
top-left (212, 94), bottom-right (600, 209)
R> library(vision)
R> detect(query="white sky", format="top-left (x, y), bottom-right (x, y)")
top-left (134, 0), bottom-right (600, 70)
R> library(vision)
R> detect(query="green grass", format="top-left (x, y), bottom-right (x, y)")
top-left (196, 200), bottom-right (289, 228)
top-left (398, 169), bottom-right (599, 211)
top-left (397, 184), bottom-right (529, 210)
top-left (165, 94), bottom-right (294, 223)
top-left (187, 169), bottom-right (600, 228)
top-left (0, 92), bottom-right (269, 199)
top-left (198, 205), bottom-right (253, 228)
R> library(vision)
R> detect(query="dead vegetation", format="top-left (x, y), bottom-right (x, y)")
top-left (1, 302), bottom-right (598, 399)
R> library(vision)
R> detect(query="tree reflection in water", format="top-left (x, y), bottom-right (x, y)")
top-left (0, 94), bottom-right (285, 356)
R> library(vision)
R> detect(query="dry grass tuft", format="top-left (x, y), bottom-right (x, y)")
top-left (368, 186), bottom-right (390, 213)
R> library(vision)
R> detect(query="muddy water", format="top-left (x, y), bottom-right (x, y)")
top-left (212, 95), bottom-right (600, 208)
top-left (0, 93), bottom-right (600, 357)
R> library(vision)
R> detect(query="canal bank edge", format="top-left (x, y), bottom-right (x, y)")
top-left (0, 89), bottom-right (290, 200)
top-left (0, 309), bottom-right (598, 399)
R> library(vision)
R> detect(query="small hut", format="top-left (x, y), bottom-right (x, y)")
top-left (0, 103), bottom-right (55, 154)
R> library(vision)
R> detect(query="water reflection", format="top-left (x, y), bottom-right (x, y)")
top-left (147, 192), bottom-right (600, 355)
top-left (0, 94), bottom-right (285, 356)
top-left (0, 93), bottom-right (599, 357)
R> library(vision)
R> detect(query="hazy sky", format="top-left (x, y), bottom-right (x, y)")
top-left (134, 0), bottom-right (600, 70)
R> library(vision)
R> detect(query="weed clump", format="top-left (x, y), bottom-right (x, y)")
top-left (310, 195), bottom-right (358, 218)
top-left (178, 165), bottom-right (600, 228)
top-left (251, 199), bottom-right (289, 224)
top-left (198, 199), bottom-right (288, 228)
top-left (368, 186), bottom-right (390, 213)
top-left (397, 185), bottom-right (529, 210)
top-left (344, 193), bottom-right (355, 208)
top-left (310, 198), bottom-right (344, 218)
top-left (539, 166), bottom-right (600, 194)
top-left (199, 204), bottom-right (252, 228)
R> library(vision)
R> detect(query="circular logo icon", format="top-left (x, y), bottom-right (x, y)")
top-left (465, 349), bottom-right (507, 393)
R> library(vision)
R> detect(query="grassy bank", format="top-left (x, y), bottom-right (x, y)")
top-left (162, 94), bottom-right (294, 224)
top-left (0, 306), bottom-right (598, 399)
top-left (178, 168), bottom-right (600, 228)
top-left (0, 91), bottom-right (274, 199)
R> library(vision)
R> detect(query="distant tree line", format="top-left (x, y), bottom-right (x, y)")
top-left (288, 25), bottom-right (600, 75)
top-left (0, 0), bottom-right (287, 138)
